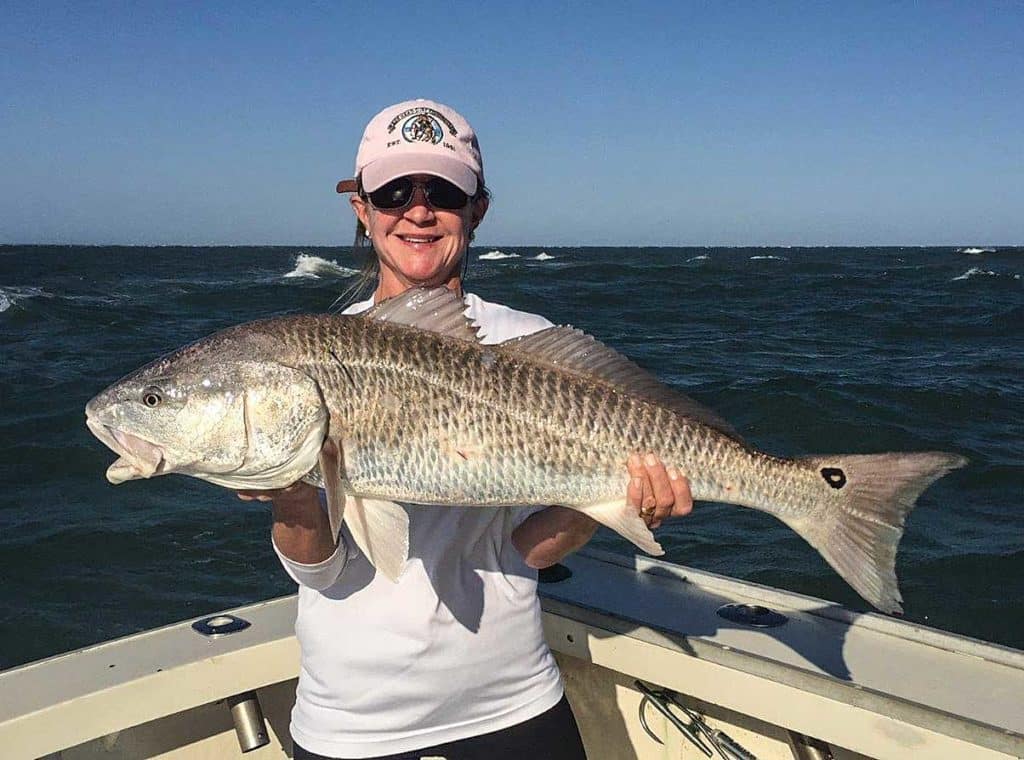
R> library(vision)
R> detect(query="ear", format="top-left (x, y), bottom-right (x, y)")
top-left (350, 194), bottom-right (371, 230)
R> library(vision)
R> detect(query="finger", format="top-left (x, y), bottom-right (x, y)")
top-left (644, 453), bottom-right (674, 527)
top-left (237, 489), bottom-right (282, 503)
top-left (640, 479), bottom-right (656, 528)
top-left (667, 467), bottom-right (694, 517)
top-left (626, 454), bottom-right (645, 508)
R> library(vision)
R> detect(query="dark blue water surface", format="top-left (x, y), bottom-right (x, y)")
top-left (1, 245), bottom-right (1021, 668)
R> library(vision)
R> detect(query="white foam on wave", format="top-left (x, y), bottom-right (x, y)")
top-left (687, 255), bottom-right (710, 262)
top-left (533, 252), bottom-right (554, 260)
top-left (957, 247), bottom-right (996, 255)
top-left (951, 267), bottom-right (1020, 282)
top-left (749, 255), bottom-right (788, 261)
top-left (0, 286), bottom-right (52, 313)
top-left (283, 253), bottom-right (358, 280)
top-left (478, 250), bottom-right (520, 260)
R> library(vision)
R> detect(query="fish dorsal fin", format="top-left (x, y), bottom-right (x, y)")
top-left (500, 326), bottom-right (743, 442)
top-left (362, 287), bottom-right (480, 343)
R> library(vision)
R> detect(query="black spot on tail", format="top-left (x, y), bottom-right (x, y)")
top-left (821, 467), bottom-right (847, 489)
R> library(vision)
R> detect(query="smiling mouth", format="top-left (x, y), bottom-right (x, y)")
top-left (86, 417), bottom-right (166, 483)
top-left (397, 234), bottom-right (442, 244)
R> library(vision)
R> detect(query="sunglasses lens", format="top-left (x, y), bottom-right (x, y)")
top-left (366, 177), bottom-right (470, 210)
top-left (368, 177), bottom-right (413, 209)
top-left (424, 178), bottom-right (470, 210)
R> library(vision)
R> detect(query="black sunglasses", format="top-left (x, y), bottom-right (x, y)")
top-left (364, 176), bottom-right (471, 211)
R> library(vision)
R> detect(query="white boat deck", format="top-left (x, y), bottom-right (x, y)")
top-left (542, 550), bottom-right (1024, 756)
top-left (1, 549), bottom-right (1022, 758)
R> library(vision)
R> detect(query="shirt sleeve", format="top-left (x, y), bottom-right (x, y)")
top-left (272, 534), bottom-right (350, 591)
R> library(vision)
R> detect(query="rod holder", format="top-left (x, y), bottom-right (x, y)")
top-left (228, 691), bottom-right (270, 753)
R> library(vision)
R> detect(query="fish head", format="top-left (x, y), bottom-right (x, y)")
top-left (86, 329), bottom-right (329, 490)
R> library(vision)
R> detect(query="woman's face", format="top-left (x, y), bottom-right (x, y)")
top-left (350, 174), bottom-right (488, 300)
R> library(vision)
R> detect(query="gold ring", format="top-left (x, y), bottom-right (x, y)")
top-left (641, 506), bottom-right (655, 516)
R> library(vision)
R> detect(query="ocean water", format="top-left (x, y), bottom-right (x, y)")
top-left (1, 244), bottom-right (1021, 669)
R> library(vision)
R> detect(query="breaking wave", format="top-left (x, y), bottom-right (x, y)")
top-left (956, 247), bottom-right (997, 255)
top-left (687, 255), bottom-right (710, 262)
top-left (0, 286), bottom-right (52, 313)
top-left (478, 250), bottom-right (520, 260)
top-left (749, 255), bottom-right (788, 261)
top-left (283, 254), bottom-right (358, 280)
top-left (951, 267), bottom-right (1021, 282)
top-left (533, 252), bottom-right (554, 260)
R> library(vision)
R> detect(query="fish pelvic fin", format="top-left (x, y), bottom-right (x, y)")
top-left (577, 499), bottom-right (664, 556)
top-left (318, 440), bottom-right (345, 543)
top-left (316, 438), bottom-right (409, 582)
top-left (788, 452), bottom-right (967, 614)
top-left (345, 497), bottom-right (410, 582)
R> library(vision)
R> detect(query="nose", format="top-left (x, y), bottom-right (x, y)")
top-left (403, 186), bottom-right (435, 223)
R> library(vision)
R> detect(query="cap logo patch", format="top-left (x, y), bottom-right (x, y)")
top-left (386, 106), bottom-right (459, 137)
top-left (402, 114), bottom-right (443, 145)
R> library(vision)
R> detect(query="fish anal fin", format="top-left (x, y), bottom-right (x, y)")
top-left (576, 499), bottom-right (664, 556)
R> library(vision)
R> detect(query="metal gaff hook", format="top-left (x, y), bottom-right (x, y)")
top-left (635, 680), bottom-right (714, 757)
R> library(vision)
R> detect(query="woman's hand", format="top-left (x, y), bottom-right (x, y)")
top-left (627, 453), bottom-right (693, 530)
top-left (239, 482), bottom-right (336, 565)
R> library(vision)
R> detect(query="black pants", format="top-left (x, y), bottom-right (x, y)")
top-left (293, 695), bottom-right (587, 760)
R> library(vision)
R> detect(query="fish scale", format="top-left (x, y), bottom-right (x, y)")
top-left (300, 317), bottom-right (819, 515)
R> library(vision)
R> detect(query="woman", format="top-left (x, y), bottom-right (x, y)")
top-left (239, 99), bottom-right (693, 760)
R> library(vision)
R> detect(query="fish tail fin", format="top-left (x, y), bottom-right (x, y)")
top-left (578, 499), bottom-right (664, 556)
top-left (787, 452), bottom-right (967, 614)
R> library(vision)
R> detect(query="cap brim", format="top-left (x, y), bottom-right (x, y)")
top-left (336, 179), bottom-right (358, 194)
top-left (360, 154), bottom-right (478, 195)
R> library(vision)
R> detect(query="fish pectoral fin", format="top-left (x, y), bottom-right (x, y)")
top-left (318, 441), bottom-right (345, 543)
top-left (345, 497), bottom-right (410, 582)
top-left (577, 500), bottom-right (664, 556)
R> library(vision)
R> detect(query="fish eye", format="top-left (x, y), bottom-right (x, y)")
top-left (142, 387), bottom-right (163, 407)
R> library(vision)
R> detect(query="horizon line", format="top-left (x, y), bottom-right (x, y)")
top-left (2, 241), bottom-right (1020, 249)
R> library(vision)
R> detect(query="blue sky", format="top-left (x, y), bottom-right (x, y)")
top-left (2, 1), bottom-right (1021, 246)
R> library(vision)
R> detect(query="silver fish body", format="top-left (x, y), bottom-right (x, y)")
top-left (86, 288), bottom-right (966, 612)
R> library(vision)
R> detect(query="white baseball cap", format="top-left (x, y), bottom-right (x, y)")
top-left (336, 99), bottom-right (484, 196)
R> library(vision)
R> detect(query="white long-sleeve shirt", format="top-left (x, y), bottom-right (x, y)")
top-left (274, 293), bottom-right (564, 758)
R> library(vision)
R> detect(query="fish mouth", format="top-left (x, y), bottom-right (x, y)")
top-left (86, 417), bottom-right (166, 484)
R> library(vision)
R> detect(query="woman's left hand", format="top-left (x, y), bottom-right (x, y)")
top-left (627, 453), bottom-right (693, 530)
